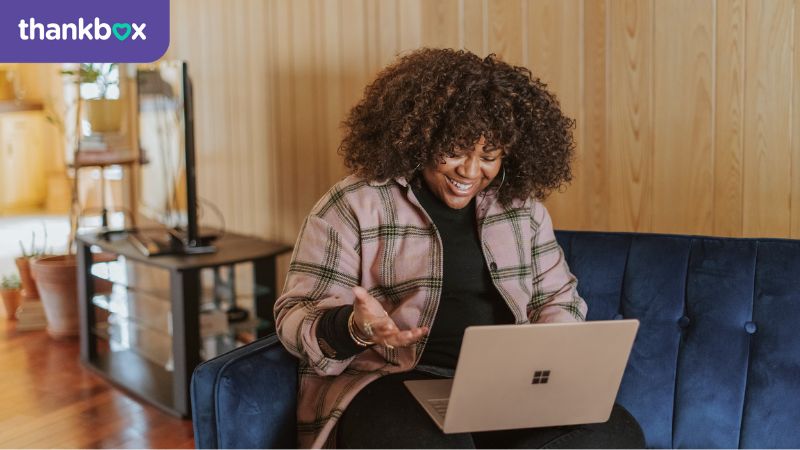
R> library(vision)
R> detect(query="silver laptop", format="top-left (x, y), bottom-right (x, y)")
top-left (404, 319), bottom-right (639, 434)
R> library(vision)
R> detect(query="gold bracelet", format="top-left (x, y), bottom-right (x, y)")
top-left (348, 311), bottom-right (375, 347)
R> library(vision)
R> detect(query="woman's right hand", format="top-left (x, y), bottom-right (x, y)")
top-left (351, 286), bottom-right (429, 348)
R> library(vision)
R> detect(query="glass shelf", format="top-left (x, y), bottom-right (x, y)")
top-left (92, 287), bottom-right (273, 366)
top-left (92, 284), bottom-right (171, 334)
top-left (90, 256), bottom-right (272, 305)
top-left (93, 316), bottom-right (173, 370)
top-left (200, 317), bottom-right (273, 361)
top-left (90, 256), bottom-right (172, 300)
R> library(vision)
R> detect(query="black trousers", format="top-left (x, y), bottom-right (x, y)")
top-left (337, 371), bottom-right (646, 449)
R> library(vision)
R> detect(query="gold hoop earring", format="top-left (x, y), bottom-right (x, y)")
top-left (497, 167), bottom-right (506, 191)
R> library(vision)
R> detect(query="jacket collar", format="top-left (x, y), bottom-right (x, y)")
top-left (367, 177), bottom-right (407, 187)
top-left (382, 176), bottom-right (505, 220)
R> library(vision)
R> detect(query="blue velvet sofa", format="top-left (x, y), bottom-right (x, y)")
top-left (191, 231), bottom-right (800, 448)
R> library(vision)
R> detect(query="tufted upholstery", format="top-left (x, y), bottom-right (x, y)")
top-left (191, 231), bottom-right (800, 448)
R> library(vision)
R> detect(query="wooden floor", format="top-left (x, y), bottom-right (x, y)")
top-left (0, 319), bottom-right (195, 449)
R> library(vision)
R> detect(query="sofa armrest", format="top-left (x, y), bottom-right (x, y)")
top-left (191, 334), bottom-right (298, 449)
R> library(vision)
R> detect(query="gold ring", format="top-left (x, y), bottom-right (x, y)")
top-left (362, 321), bottom-right (374, 337)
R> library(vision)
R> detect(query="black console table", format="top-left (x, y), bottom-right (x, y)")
top-left (76, 230), bottom-right (292, 418)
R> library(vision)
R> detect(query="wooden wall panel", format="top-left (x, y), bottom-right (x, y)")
top-left (487, 0), bottom-right (524, 66)
top-left (320, 0), bottom-right (345, 186)
top-left (793, 0), bottom-right (800, 239)
top-left (271, 1), bottom-right (297, 243)
top-left (422, 0), bottom-right (460, 49)
top-left (290, 0), bottom-right (322, 233)
top-left (208, 2), bottom-right (233, 231)
top-left (398, 0), bottom-right (423, 53)
top-left (380, 1), bottom-right (402, 67)
top-left (714, 0), bottom-right (746, 237)
top-left (582, 0), bottom-right (610, 231)
top-left (743, 0), bottom-right (793, 237)
top-left (157, 0), bottom-right (800, 271)
top-left (653, 0), bottom-right (714, 235)
top-left (228, 1), bottom-right (251, 234)
top-left (528, 0), bottom-right (583, 229)
top-left (463, 0), bottom-right (487, 55)
top-left (245, 0), bottom-right (273, 238)
top-left (607, 0), bottom-right (653, 232)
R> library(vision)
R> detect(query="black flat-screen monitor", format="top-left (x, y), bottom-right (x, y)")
top-left (136, 61), bottom-right (214, 253)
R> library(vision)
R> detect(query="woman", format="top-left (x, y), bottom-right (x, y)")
top-left (275, 48), bottom-right (644, 449)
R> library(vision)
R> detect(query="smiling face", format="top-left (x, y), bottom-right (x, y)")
top-left (421, 136), bottom-right (504, 209)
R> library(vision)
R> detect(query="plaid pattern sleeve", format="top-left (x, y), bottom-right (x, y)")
top-left (274, 193), bottom-right (364, 377)
top-left (527, 202), bottom-right (587, 323)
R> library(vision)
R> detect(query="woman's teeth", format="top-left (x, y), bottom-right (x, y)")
top-left (447, 176), bottom-right (473, 192)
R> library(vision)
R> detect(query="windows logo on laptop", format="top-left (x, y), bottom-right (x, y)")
top-left (531, 370), bottom-right (551, 384)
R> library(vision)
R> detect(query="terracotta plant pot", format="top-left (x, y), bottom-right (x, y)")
top-left (15, 257), bottom-right (40, 300)
top-left (30, 255), bottom-right (79, 339)
top-left (1, 288), bottom-right (21, 320)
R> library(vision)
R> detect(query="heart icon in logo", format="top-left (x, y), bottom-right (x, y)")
top-left (112, 23), bottom-right (132, 41)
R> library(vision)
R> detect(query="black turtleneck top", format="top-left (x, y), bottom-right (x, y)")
top-left (412, 180), bottom-right (515, 369)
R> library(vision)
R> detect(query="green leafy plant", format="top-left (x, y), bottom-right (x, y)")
top-left (18, 227), bottom-right (49, 259)
top-left (1, 274), bottom-right (21, 290)
top-left (61, 63), bottom-right (118, 99)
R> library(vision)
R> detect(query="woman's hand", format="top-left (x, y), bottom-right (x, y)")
top-left (351, 286), bottom-right (429, 348)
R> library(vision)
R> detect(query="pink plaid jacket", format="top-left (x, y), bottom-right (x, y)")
top-left (274, 175), bottom-right (587, 448)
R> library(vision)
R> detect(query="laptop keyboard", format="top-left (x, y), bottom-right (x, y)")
top-left (428, 398), bottom-right (449, 417)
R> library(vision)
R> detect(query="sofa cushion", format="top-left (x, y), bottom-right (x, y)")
top-left (739, 241), bottom-right (800, 448)
top-left (556, 231), bottom-right (800, 448)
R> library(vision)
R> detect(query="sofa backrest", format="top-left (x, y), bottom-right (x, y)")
top-left (192, 231), bottom-right (800, 449)
top-left (556, 231), bottom-right (800, 448)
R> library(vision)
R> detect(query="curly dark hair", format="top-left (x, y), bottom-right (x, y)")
top-left (339, 48), bottom-right (576, 205)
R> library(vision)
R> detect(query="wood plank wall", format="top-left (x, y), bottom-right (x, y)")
top-left (163, 0), bottom-right (800, 275)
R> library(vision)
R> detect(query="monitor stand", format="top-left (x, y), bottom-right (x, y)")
top-left (126, 231), bottom-right (175, 256)
top-left (166, 227), bottom-right (218, 255)
top-left (104, 227), bottom-right (217, 256)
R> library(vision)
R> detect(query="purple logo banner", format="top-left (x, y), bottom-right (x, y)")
top-left (0, 0), bottom-right (169, 62)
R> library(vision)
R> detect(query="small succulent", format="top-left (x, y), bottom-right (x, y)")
top-left (1, 274), bottom-right (21, 290)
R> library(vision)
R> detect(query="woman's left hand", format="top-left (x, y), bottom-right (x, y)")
top-left (351, 286), bottom-right (429, 348)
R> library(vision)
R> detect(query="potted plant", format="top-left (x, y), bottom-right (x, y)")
top-left (16, 224), bottom-right (80, 338)
top-left (1, 274), bottom-right (22, 320)
top-left (29, 227), bottom-right (115, 338)
top-left (26, 75), bottom-right (81, 338)
top-left (30, 76), bottom-right (117, 339)
top-left (31, 254), bottom-right (81, 338)
top-left (16, 228), bottom-right (50, 300)
top-left (61, 63), bottom-right (121, 133)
